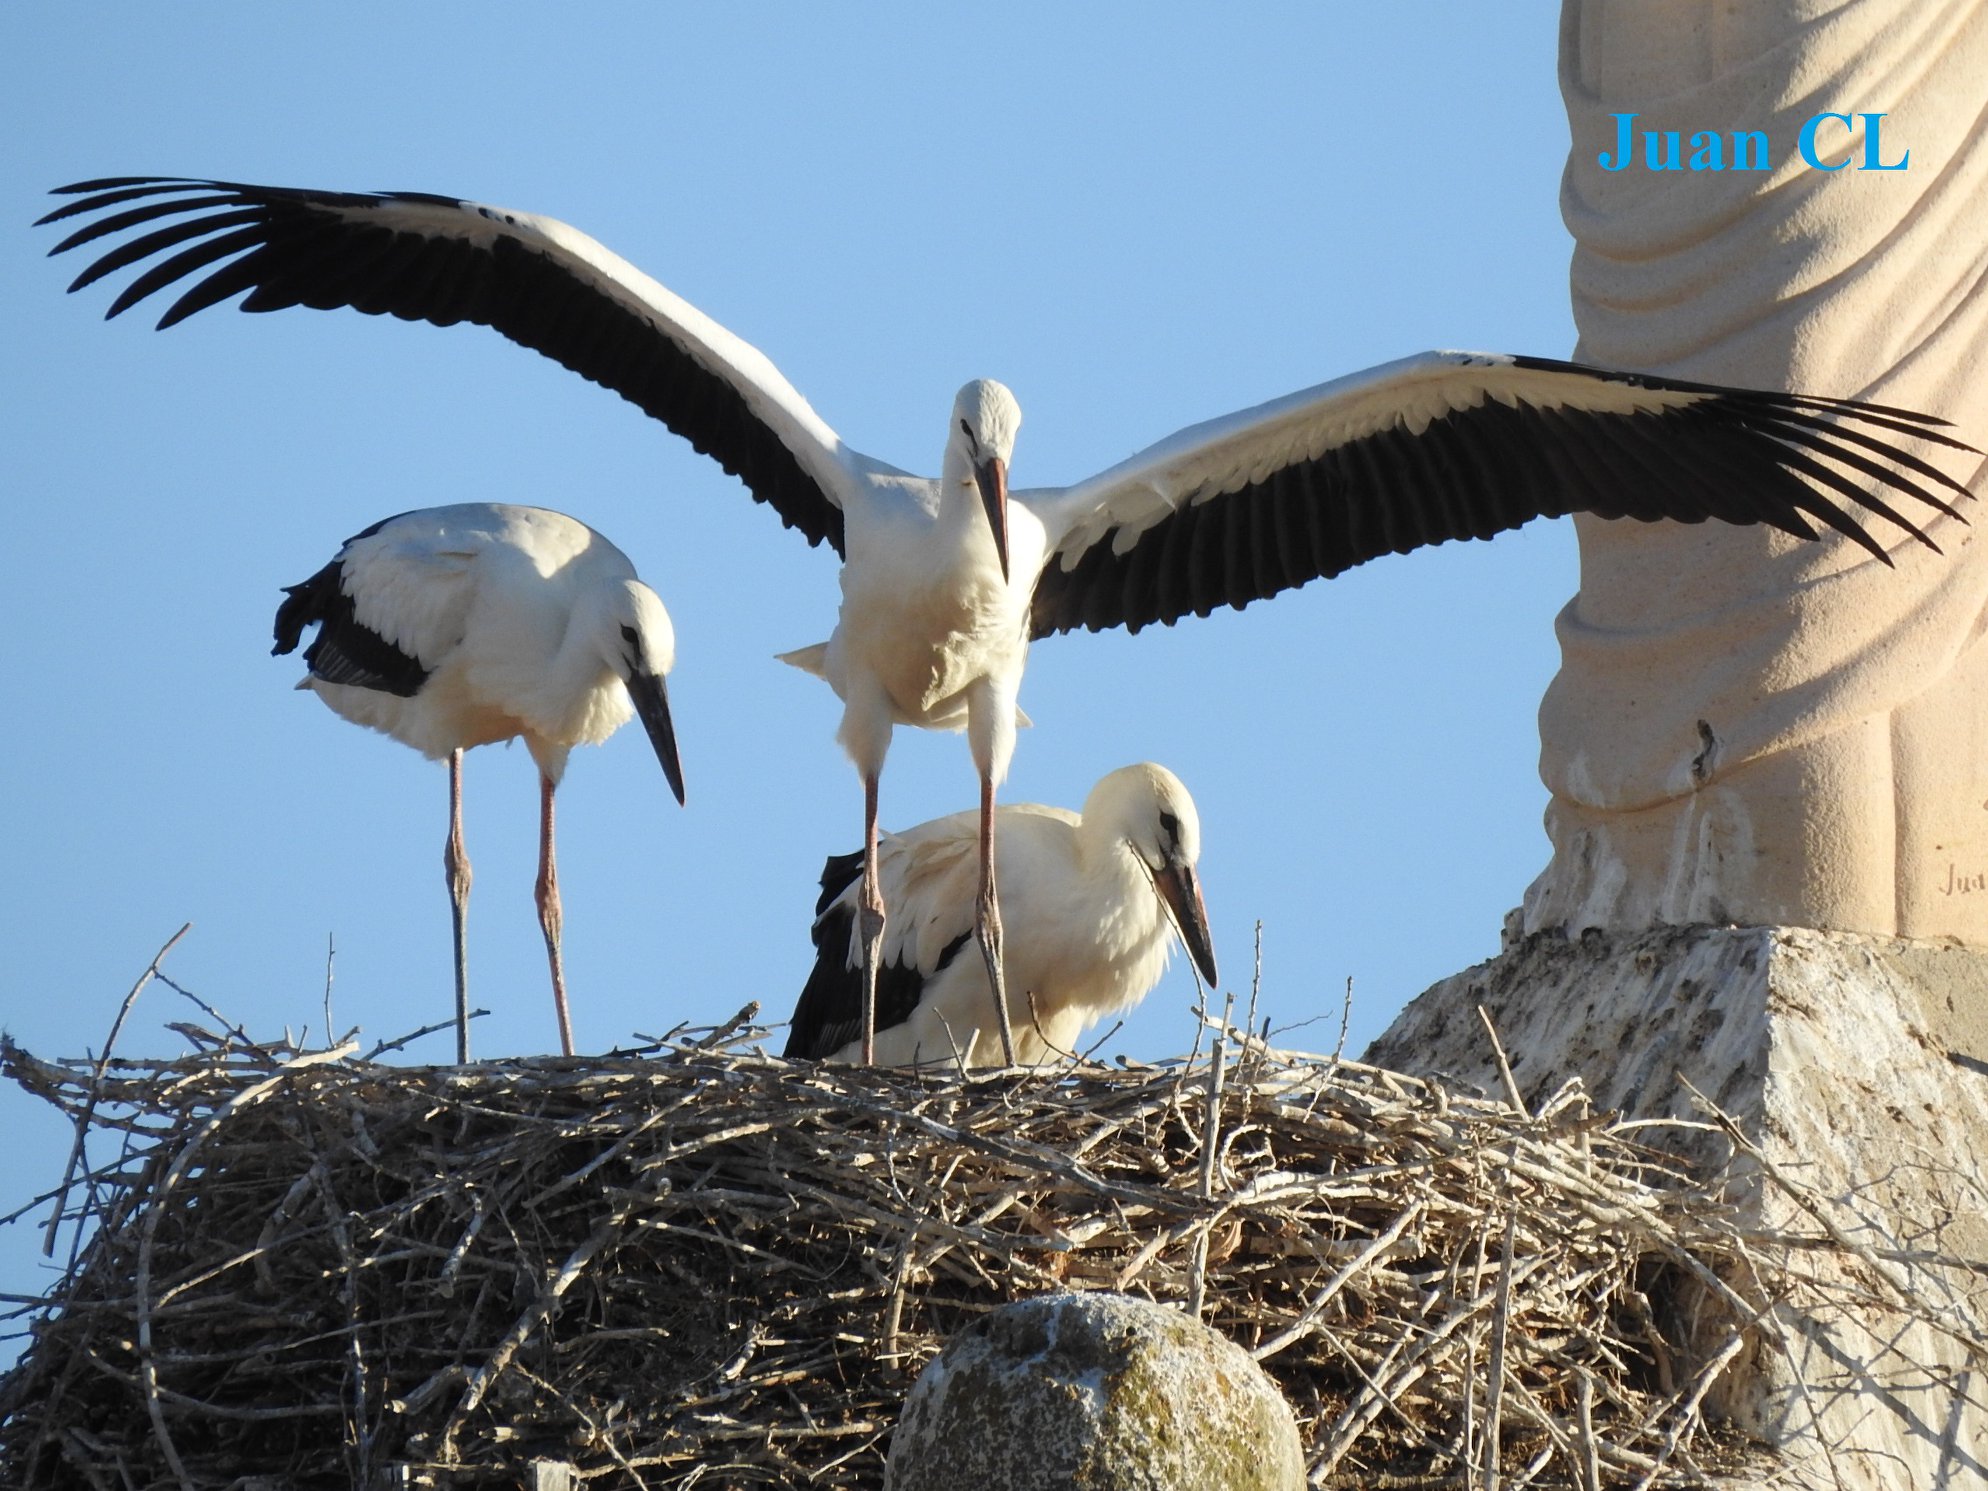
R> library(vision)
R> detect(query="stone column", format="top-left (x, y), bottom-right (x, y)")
top-left (1522, 0), bottom-right (1988, 944)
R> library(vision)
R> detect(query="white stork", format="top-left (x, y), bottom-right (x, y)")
top-left (272, 502), bottom-right (686, 1062)
top-left (785, 762), bottom-right (1218, 1068)
top-left (43, 176), bottom-right (1977, 1068)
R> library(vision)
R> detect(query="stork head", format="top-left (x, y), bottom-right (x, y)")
top-left (950, 379), bottom-right (1022, 580)
top-left (1087, 763), bottom-right (1219, 987)
top-left (603, 579), bottom-right (686, 806)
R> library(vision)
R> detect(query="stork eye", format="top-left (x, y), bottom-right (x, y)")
top-left (959, 418), bottom-right (980, 453)
top-left (618, 623), bottom-right (646, 670)
top-left (1158, 810), bottom-right (1180, 847)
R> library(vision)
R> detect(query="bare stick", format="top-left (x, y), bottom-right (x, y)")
top-left (1680, 1073), bottom-right (1983, 1343)
top-left (321, 933), bottom-right (336, 1053)
top-left (367, 1010), bottom-right (490, 1062)
top-left (1188, 990), bottom-right (1234, 1320)
top-left (42, 923), bottom-right (191, 1257)
top-left (1331, 975), bottom-right (1355, 1067)
top-left (1625, 1327), bottom-right (1750, 1491)
top-left (1244, 919), bottom-right (1263, 1046)
top-left (692, 1001), bottom-right (762, 1051)
top-left (156, 971), bottom-right (268, 1056)
top-left (1078, 1019), bottom-right (1125, 1066)
top-left (1477, 1003), bottom-right (1531, 1118)
top-left (1577, 1371), bottom-right (1602, 1491)
top-left (440, 1200), bottom-right (636, 1460)
top-left (1481, 1202), bottom-right (1519, 1491)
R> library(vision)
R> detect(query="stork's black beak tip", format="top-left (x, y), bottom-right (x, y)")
top-left (1155, 862), bottom-right (1218, 991)
top-left (627, 669), bottom-right (686, 808)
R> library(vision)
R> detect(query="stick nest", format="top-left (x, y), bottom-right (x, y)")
top-left (2, 1019), bottom-right (1770, 1489)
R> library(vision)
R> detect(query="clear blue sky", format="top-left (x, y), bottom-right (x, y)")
top-left (1, 5), bottom-right (1575, 1352)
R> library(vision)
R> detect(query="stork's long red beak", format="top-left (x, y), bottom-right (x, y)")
top-left (1154, 861), bottom-right (1218, 987)
top-left (976, 454), bottom-right (1010, 582)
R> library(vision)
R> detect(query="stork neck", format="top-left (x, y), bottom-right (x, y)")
top-left (940, 444), bottom-right (980, 519)
top-left (1070, 826), bottom-right (1171, 964)
top-left (1076, 814), bottom-right (1143, 884)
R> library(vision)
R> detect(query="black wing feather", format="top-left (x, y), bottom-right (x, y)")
top-left (271, 556), bottom-right (431, 699)
top-left (42, 178), bottom-right (845, 554)
top-left (53, 199), bottom-right (256, 269)
top-left (783, 850), bottom-right (972, 1061)
top-left (1030, 357), bottom-right (1977, 639)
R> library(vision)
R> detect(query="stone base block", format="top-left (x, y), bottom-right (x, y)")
top-left (1368, 924), bottom-right (1988, 1489)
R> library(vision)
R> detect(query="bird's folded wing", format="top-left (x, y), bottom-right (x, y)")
top-left (329, 520), bottom-right (488, 671)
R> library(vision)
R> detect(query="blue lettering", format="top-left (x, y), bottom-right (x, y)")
top-left (1860, 112), bottom-right (1909, 170)
top-left (1731, 130), bottom-right (1769, 171)
top-left (1598, 112), bottom-right (1636, 171)
top-left (1799, 112), bottom-right (1853, 170)
top-left (1645, 129), bottom-right (1682, 171)
top-left (1688, 131), bottom-right (1724, 171)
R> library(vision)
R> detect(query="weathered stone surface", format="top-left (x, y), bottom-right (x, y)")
top-left (885, 1290), bottom-right (1303, 1491)
top-left (1371, 923), bottom-right (1988, 1491)
top-left (1530, 0), bottom-right (1988, 949)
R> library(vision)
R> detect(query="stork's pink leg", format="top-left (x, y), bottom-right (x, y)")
top-left (536, 773), bottom-right (574, 1057)
top-left (974, 771), bottom-right (1017, 1066)
top-left (858, 771), bottom-right (885, 1065)
top-left (444, 749), bottom-right (473, 1064)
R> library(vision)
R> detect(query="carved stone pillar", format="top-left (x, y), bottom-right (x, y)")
top-left (1523, 0), bottom-right (1988, 945)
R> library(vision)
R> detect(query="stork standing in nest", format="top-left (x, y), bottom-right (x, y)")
top-left (273, 502), bottom-right (687, 1062)
top-left (44, 176), bottom-right (1976, 1067)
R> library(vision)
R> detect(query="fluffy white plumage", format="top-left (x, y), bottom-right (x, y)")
top-left (272, 503), bottom-right (685, 1060)
top-left (280, 504), bottom-right (681, 785)
top-left (786, 763), bottom-right (1218, 1068)
top-left (781, 379), bottom-right (1033, 777)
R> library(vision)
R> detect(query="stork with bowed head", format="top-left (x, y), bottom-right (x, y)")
top-left (43, 177), bottom-right (1978, 1065)
top-left (272, 503), bottom-right (687, 1061)
top-left (785, 762), bottom-right (1218, 1068)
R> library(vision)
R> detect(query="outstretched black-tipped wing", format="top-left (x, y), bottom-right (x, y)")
top-left (783, 849), bottom-right (971, 1061)
top-left (1024, 351), bottom-right (1978, 638)
top-left (41, 177), bottom-right (865, 553)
